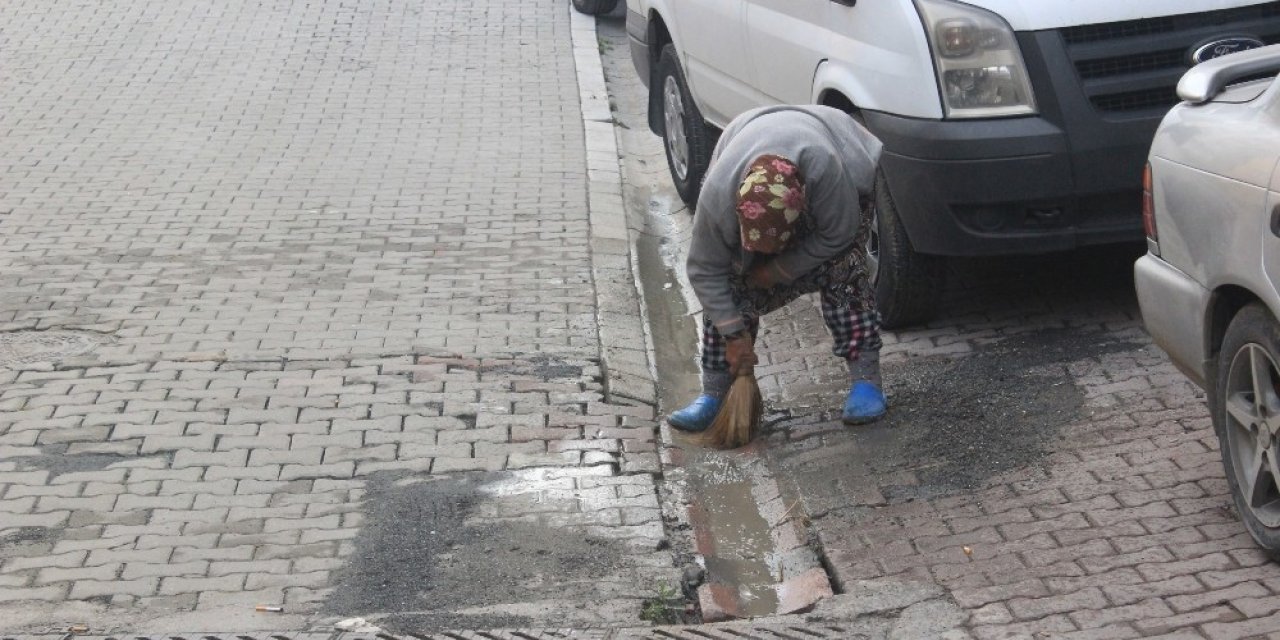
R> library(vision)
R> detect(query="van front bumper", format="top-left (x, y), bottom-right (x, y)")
top-left (863, 109), bottom-right (1149, 257)
top-left (1134, 253), bottom-right (1211, 389)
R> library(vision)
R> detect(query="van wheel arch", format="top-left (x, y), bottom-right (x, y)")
top-left (822, 92), bottom-right (945, 328)
top-left (820, 90), bottom-right (858, 116)
top-left (647, 13), bottom-right (674, 135)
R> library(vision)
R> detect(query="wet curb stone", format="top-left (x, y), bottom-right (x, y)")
top-left (569, 5), bottom-right (658, 410)
top-left (573, 9), bottom-right (836, 623)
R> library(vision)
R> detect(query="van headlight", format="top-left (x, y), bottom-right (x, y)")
top-left (914, 0), bottom-right (1037, 118)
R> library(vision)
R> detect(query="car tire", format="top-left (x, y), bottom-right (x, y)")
top-left (571, 0), bottom-right (619, 15)
top-left (1212, 303), bottom-right (1280, 558)
top-left (655, 44), bottom-right (715, 207)
top-left (871, 170), bottom-right (945, 329)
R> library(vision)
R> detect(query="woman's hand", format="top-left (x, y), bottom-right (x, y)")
top-left (746, 261), bottom-right (776, 289)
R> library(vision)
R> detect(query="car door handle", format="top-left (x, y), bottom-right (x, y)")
top-left (1272, 203), bottom-right (1280, 237)
top-left (831, 0), bottom-right (857, 5)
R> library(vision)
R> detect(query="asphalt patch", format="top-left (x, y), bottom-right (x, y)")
top-left (481, 354), bottom-right (587, 381)
top-left (13, 446), bottom-right (132, 478)
top-left (0, 527), bottom-right (61, 562)
top-left (883, 328), bottom-right (1143, 492)
top-left (325, 472), bottom-right (629, 633)
top-left (0, 527), bottom-right (58, 547)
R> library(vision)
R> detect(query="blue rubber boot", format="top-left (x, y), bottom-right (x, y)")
top-left (843, 381), bottom-right (887, 425)
top-left (669, 395), bottom-right (722, 433)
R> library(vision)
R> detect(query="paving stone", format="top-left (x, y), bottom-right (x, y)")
top-left (85, 547), bottom-right (173, 566)
top-left (2, 551), bottom-right (88, 572)
top-left (0, 584), bottom-right (67, 603)
top-left (1136, 552), bottom-right (1236, 582)
top-left (121, 560), bottom-right (209, 579)
top-left (1103, 575), bottom-right (1204, 606)
top-left (279, 461), bottom-right (355, 480)
top-left (208, 559), bottom-right (290, 577)
top-left (1007, 587), bottom-right (1108, 621)
top-left (971, 614), bottom-right (1078, 640)
top-left (245, 570), bottom-right (329, 590)
top-left (1079, 547), bottom-right (1174, 574)
top-left (1202, 612), bottom-right (1280, 640)
top-left (172, 546), bottom-right (255, 563)
top-left (1069, 599), bottom-right (1176, 630)
top-left (36, 563), bottom-right (120, 584)
top-left (1166, 581), bottom-right (1270, 613)
top-left (1132, 605), bottom-right (1241, 635)
top-left (158, 574), bottom-right (246, 596)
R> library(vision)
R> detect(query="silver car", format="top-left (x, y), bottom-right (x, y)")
top-left (1137, 44), bottom-right (1280, 558)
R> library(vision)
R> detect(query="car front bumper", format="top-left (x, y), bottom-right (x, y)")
top-left (1134, 253), bottom-right (1211, 389)
top-left (864, 109), bottom-right (1149, 257)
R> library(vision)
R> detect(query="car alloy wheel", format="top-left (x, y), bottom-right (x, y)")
top-left (654, 44), bottom-right (713, 206)
top-left (864, 204), bottom-right (881, 287)
top-left (1223, 342), bottom-right (1280, 528)
top-left (663, 76), bottom-right (690, 182)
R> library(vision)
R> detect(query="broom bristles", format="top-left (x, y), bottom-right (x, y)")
top-left (701, 373), bottom-right (763, 449)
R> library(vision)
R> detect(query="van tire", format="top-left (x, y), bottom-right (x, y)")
top-left (656, 44), bottom-right (715, 206)
top-left (572, 0), bottom-right (618, 15)
top-left (873, 170), bottom-right (944, 329)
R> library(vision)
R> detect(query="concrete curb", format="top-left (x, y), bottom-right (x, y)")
top-left (3, 623), bottom-right (858, 640)
top-left (668, 442), bottom-right (835, 622)
top-left (568, 4), bottom-right (659, 409)
top-left (574, 6), bottom-right (835, 622)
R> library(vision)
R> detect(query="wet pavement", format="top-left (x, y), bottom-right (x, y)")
top-left (0, 0), bottom-right (677, 633)
top-left (597, 8), bottom-right (1280, 638)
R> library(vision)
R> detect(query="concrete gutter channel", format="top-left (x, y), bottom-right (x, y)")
top-left (578, 10), bottom-right (975, 635)
top-left (571, 1), bottom-right (838, 630)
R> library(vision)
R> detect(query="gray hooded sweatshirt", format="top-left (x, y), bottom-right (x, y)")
top-left (686, 105), bottom-right (883, 337)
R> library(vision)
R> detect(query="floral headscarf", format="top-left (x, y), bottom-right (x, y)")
top-left (736, 154), bottom-right (805, 254)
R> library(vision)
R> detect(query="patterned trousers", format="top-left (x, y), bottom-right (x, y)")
top-left (701, 296), bottom-right (881, 372)
top-left (700, 211), bottom-right (882, 373)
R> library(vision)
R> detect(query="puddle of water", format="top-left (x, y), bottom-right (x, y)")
top-left (603, 11), bottom-right (813, 615)
top-left (0, 329), bottom-right (110, 367)
top-left (634, 195), bottom-right (789, 618)
top-left (691, 461), bottom-right (781, 617)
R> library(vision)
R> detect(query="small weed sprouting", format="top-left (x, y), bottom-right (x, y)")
top-left (639, 581), bottom-right (681, 625)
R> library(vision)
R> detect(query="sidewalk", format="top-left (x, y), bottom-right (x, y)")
top-left (594, 9), bottom-right (1280, 640)
top-left (0, 0), bottom-right (677, 633)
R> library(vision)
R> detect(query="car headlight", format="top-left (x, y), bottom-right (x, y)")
top-left (914, 0), bottom-right (1037, 118)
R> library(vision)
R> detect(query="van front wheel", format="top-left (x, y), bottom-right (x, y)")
top-left (572, 0), bottom-right (618, 15)
top-left (656, 45), bottom-right (714, 206)
top-left (872, 170), bottom-right (945, 329)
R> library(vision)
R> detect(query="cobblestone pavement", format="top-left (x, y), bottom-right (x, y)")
top-left (0, 0), bottom-right (678, 633)
top-left (597, 12), bottom-right (1280, 640)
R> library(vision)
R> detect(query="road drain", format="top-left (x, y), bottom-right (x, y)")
top-left (0, 329), bottom-right (109, 367)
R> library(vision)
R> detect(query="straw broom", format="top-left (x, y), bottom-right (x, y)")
top-left (701, 366), bottom-right (763, 449)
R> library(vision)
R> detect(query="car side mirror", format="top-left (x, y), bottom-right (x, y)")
top-left (1178, 44), bottom-right (1280, 104)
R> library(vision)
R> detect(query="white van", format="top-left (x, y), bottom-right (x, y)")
top-left (618, 0), bottom-right (1280, 326)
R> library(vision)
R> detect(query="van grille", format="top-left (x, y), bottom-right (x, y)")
top-left (1060, 3), bottom-right (1280, 45)
top-left (1059, 1), bottom-right (1280, 114)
